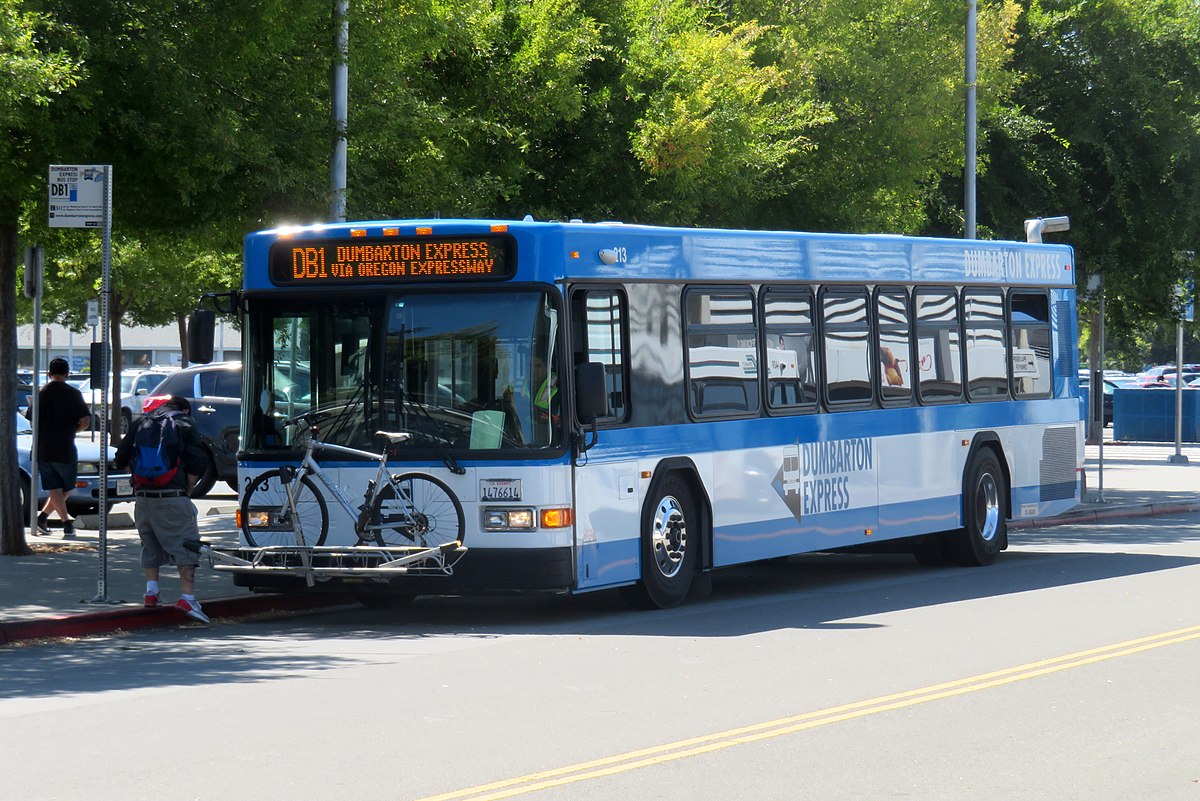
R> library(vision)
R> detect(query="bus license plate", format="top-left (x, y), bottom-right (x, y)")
top-left (116, 479), bottom-right (132, 496)
top-left (481, 479), bottom-right (522, 501)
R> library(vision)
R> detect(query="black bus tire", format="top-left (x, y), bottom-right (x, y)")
top-left (620, 475), bottom-right (697, 609)
top-left (952, 448), bottom-right (1007, 566)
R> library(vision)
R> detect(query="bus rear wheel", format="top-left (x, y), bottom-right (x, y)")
top-left (950, 448), bottom-right (1007, 566)
top-left (621, 475), bottom-right (697, 609)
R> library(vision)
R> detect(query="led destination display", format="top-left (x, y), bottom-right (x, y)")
top-left (268, 234), bottom-right (515, 285)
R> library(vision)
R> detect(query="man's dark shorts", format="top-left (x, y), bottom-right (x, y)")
top-left (38, 462), bottom-right (78, 492)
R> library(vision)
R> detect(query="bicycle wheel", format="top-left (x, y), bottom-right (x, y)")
top-left (369, 473), bottom-right (464, 548)
top-left (240, 469), bottom-right (329, 547)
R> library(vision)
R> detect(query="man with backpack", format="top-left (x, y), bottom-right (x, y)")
top-left (115, 395), bottom-right (211, 623)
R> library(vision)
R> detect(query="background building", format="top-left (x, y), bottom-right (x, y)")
top-left (17, 321), bottom-right (240, 371)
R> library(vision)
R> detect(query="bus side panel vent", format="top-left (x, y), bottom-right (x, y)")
top-left (1039, 426), bottom-right (1077, 501)
top-left (1054, 300), bottom-right (1073, 378)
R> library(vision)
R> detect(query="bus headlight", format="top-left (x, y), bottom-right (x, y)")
top-left (482, 508), bottom-right (536, 531)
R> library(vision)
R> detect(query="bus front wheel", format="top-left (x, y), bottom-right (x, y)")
top-left (621, 475), bottom-right (697, 609)
top-left (951, 448), bottom-right (1007, 566)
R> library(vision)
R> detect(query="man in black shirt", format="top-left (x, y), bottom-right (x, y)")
top-left (27, 358), bottom-right (91, 537)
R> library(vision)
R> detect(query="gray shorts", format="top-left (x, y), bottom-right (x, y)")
top-left (38, 462), bottom-right (77, 492)
top-left (135, 496), bottom-right (201, 568)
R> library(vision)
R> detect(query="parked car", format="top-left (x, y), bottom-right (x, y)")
top-left (141, 361), bottom-right (242, 497)
top-left (16, 412), bottom-right (135, 517)
top-left (16, 381), bottom-right (32, 416)
top-left (117, 368), bottom-right (177, 435)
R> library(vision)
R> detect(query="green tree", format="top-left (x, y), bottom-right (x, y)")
top-left (975, 0), bottom-right (1200, 331)
top-left (746, 0), bottom-right (1022, 234)
top-left (345, 0), bottom-right (604, 218)
top-left (1, 0), bottom-right (84, 555)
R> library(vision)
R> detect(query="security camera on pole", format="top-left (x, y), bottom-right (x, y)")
top-left (49, 164), bottom-right (120, 604)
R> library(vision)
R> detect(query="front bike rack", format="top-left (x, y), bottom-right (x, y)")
top-left (201, 541), bottom-right (467, 587)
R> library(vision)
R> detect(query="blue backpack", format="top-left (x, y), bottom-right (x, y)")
top-left (132, 410), bottom-right (183, 488)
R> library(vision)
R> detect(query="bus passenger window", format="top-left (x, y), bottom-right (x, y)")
top-left (763, 288), bottom-right (817, 412)
top-left (876, 289), bottom-right (912, 405)
top-left (821, 290), bottom-right (871, 405)
top-left (686, 288), bottom-right (759, 417)
top-left (1010, 292), bottom-right (1052, 397)
top-left (964, 289), bottom-right (1008, 400)
top-left (570, 288), bottom-right (629, 423)
top-left (915, 288), bottom-right (963, 402)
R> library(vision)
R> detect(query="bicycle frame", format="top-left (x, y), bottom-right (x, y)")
top-left (285, 436), bottom-right (394, 545)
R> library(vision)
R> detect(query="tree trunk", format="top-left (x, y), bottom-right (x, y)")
top-left (1, 200), bottom-right (33, 555)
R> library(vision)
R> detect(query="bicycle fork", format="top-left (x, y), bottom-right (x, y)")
top-left (277, 465), bottom-right (317, 585)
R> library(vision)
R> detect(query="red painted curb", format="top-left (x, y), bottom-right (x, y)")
top-left (0, 592), bottom-right (355, 647)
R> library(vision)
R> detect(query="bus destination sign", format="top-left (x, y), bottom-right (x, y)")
top-left (268, 234), bottom-right (515, 286)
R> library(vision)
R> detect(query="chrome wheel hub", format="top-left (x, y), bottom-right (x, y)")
top-left (976, 473), bottom-right (1000, 542)
top-left (651, 495), bottom-right (687, 578)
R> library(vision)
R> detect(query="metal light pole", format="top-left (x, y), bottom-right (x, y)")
top-left (330, 0), bottom-right (349, 222)
top-left (1170, 322), bottom-right (1189, 464)
top-left (965, 0), bottom-right (977, 239)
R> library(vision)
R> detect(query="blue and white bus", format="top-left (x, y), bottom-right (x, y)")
top-left (195, 218), bottom-right (1082, 607)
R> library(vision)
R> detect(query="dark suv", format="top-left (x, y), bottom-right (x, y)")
top-left (143, 361), bottom-right (242, 497)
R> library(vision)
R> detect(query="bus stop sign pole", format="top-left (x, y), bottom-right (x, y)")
top-left (49, 164), bottom-right (119, 603)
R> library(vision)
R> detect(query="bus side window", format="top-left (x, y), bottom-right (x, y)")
top-left (762, 288), bottom-right (816, 413)
top-left (685, 287), bottom-right (760, 418)
top-left (570, 288), bottom-right (629, 423)
top-left (876, 288), bottom-right (913, 405)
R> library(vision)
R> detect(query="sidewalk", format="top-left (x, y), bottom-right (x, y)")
top-left (0, 498), bottom-right (351, 645)
top-left (4, 438), bottom-right (1200, 645)
top-left (1012, 438), bottom-right (1200, 528)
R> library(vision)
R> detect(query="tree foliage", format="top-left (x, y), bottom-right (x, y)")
top-left (975, 0), bottom-right (1200, 334)
top-left (0, 0), bottom-right (85, 554)
top-left (4, 0), bottom-right (1200, 549)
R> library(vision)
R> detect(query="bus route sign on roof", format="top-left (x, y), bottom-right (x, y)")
top-left (48, 164), bottom-right (108, 228)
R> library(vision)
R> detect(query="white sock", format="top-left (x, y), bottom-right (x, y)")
top-left (181, 594), bottom-right (196, 602)
top-left (146, 581), bottom-right (160, 596)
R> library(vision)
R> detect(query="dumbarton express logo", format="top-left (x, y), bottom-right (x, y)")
top-left (774, 438), bottom-right (875, 521)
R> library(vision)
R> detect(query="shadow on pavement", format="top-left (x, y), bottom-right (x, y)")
top-left (6, 545), bottom-right (1195, 700)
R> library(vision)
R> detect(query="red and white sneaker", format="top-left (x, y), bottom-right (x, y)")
top-left (144, 593), bottom-right (160, 608)
top-left (175, 598), bottom-right (210, 624)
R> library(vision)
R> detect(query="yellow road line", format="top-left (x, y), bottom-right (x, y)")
top-left (413, 624), bottom-right (1200, 801)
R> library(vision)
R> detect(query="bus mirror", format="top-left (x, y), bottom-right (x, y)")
top-left (187, 309), bottom-right (216, 365)
top-left (575, 362), bottom-right (608, 423)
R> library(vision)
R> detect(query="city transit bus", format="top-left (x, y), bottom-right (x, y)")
top-left (190, 218), bottom-right (1082, 608)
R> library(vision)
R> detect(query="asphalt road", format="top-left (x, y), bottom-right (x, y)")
top-left (2, 511), bottom-right (1198, 801)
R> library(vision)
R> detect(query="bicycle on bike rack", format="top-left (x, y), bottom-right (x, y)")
top-left (208, 412), bottom-right (467, 586)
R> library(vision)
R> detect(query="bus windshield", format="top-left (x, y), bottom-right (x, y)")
top-left (244, 290), bottom-right (563, 454)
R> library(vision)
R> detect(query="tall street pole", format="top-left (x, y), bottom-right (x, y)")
top-left (965, 0), bottom-right (977, 239)
top-left (330, 0), bottom-right (349, 222)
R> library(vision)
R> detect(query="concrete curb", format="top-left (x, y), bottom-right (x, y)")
top-left (0, 592), bottom-right (355, 647)
top-left (1010, 501), bottom-right (1200, 530)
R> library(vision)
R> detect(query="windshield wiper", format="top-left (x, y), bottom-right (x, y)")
top-left (401, 395), bottom-right (466, 475)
